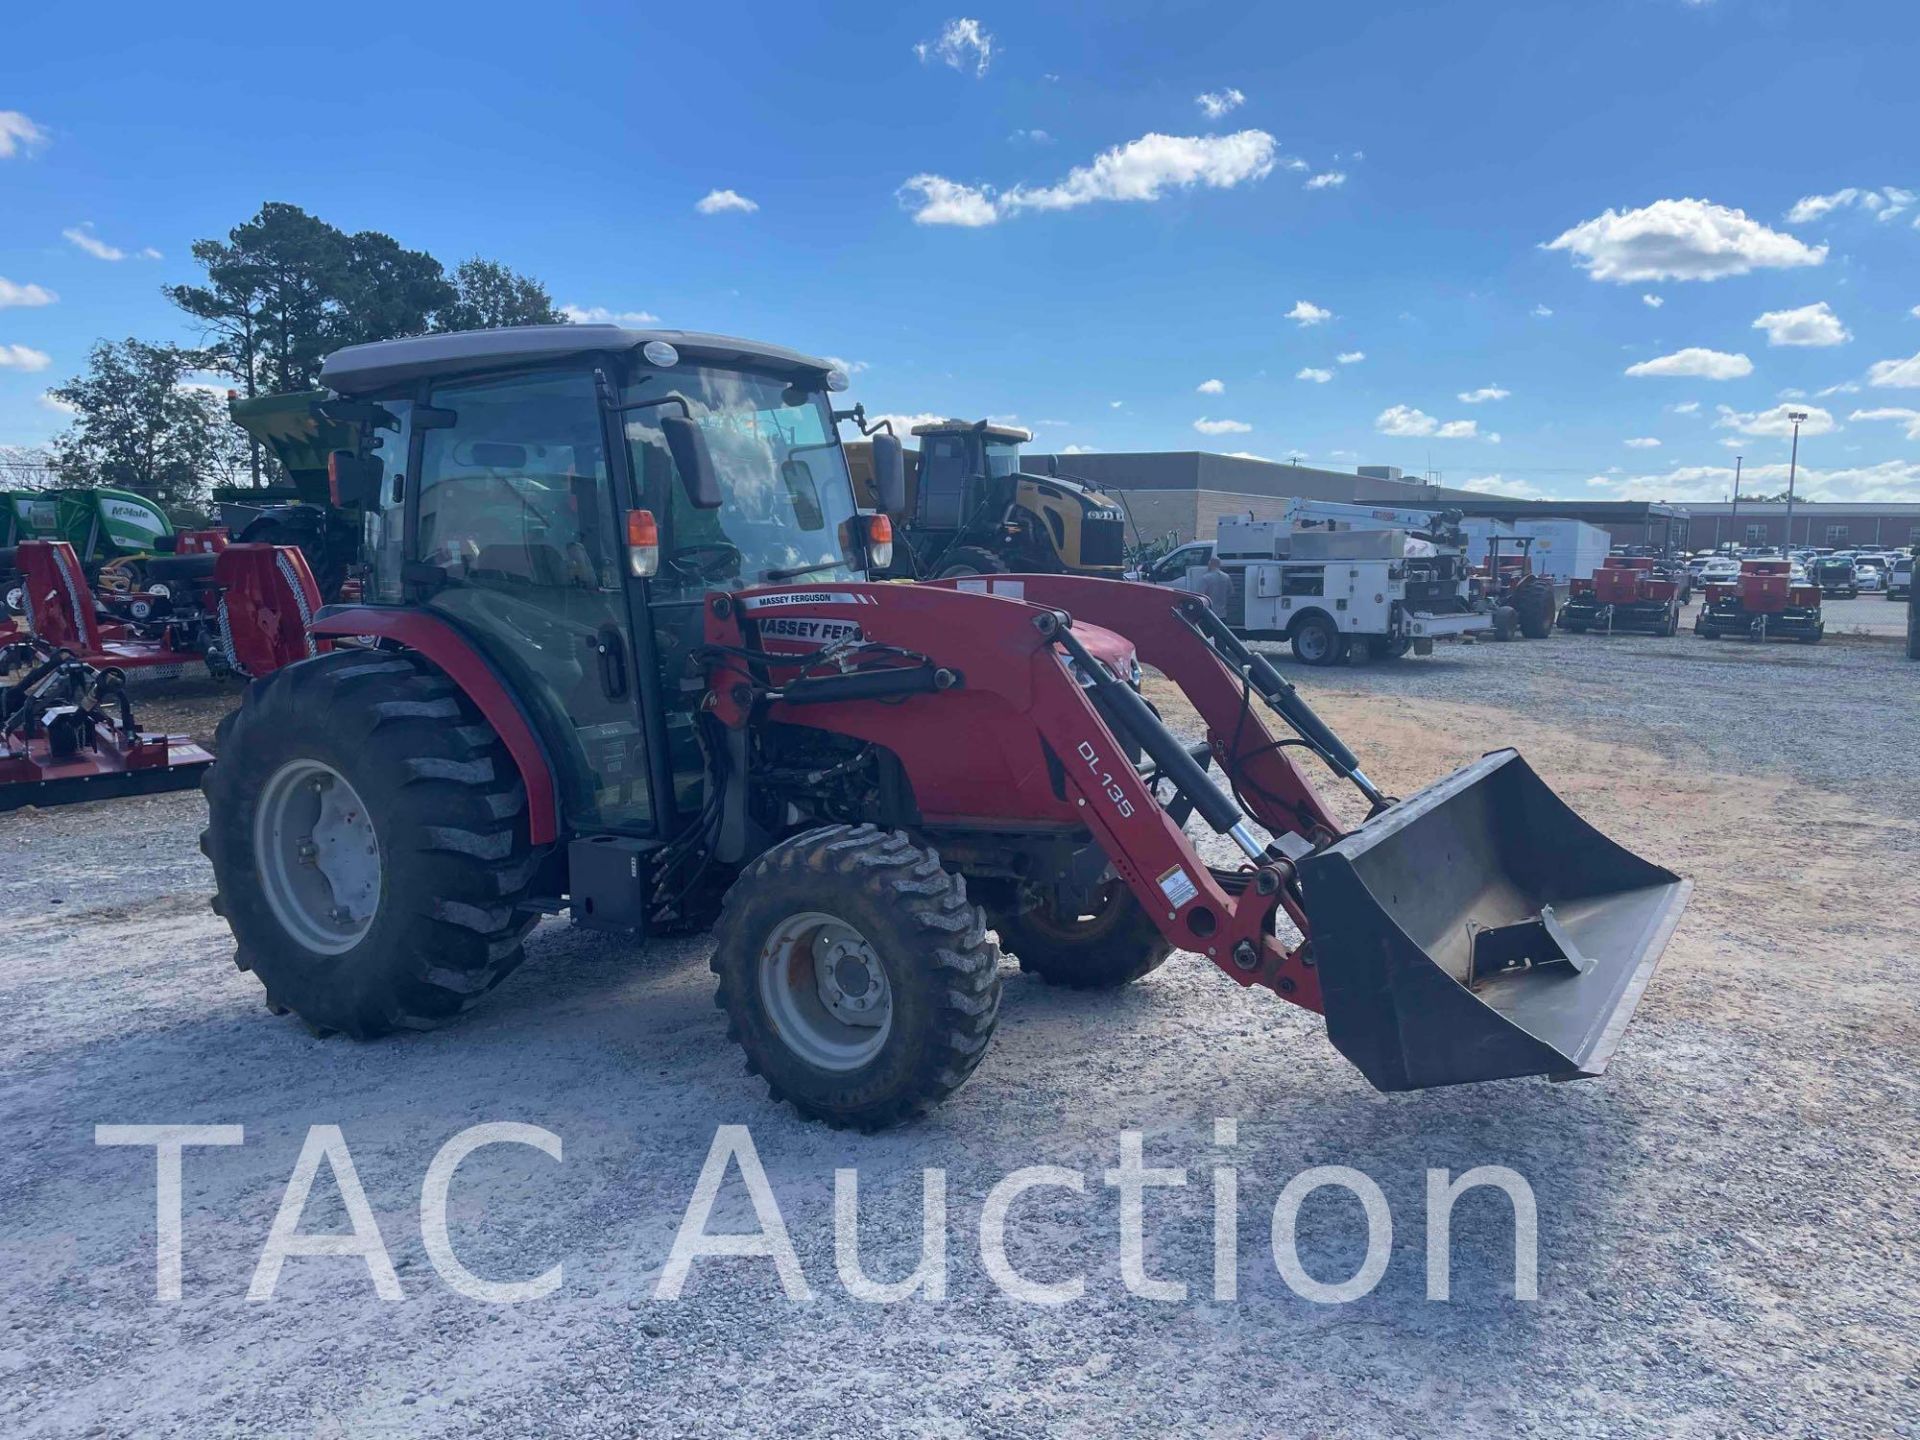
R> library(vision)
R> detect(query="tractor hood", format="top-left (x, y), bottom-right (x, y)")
top-left (1069, 620), bottom-right (1138, 680)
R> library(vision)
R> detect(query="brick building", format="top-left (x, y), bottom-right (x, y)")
top-left (1675, 501), bottom-right (1920, 551)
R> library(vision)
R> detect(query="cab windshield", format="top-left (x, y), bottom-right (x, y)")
top-left (983, 440), bottom-right (1024, 479)
top-left (624, 364), bottom-right (860, 600)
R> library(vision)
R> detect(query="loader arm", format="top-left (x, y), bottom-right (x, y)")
top-left (701, 574), bottom-right (1689, 1093)
top-left (701, 581), bottom-right (1325, 1008)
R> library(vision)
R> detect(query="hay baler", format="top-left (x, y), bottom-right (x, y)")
top-left (1695, 558), bottom-right (1823, 643)
top-left (1558, 557), bottom-right (1681, 636)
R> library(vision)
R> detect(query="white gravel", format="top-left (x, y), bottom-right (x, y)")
top-left (1, 634), bottom-right (1914, 1438)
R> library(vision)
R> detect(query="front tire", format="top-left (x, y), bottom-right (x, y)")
top-left (995, 881), bottom-right (1172, 988)
top-left (201, 650), bottom-right (544, 1037)
top-left (1514, 580), bottom-right (1555, 639)
top-left (711, 825), bottom-right (1001, 1129)
top-left (935, 545), bottom-right (1011, 579)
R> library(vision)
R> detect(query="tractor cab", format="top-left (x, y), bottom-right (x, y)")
top-left (848, 419), bottom-right (1128, 578)
top-left (307, 324), bottom-right (892, 835)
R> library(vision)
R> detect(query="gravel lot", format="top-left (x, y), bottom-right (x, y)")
top-left (1, 626), bottom-right (1914, 1437)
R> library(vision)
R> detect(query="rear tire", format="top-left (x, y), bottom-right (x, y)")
top-left (1364, 634), bottom-right (1411, 661)
top-left (1290, 613), bottom-right (1345, 666)
top-left (1490, 605), bottom-right (1519, 641)
top-left (711, 825), bottom-right (1001, 1129)
top-left (201, 650), bottom-right (543, 1038)
top-left (936, 546), bottom-right (1011, 579)
top-left (1514, 581), bottom-right (1555, 639)
top-left (996, 881), bottom-right (1172, 988)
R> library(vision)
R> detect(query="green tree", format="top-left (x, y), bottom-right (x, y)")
top-left (437, 257), bottom-right (567, 331)
top-left (46, 339), bottom-right (240, 514)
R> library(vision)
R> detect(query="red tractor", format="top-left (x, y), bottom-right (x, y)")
top-left (1694, 558), bottom-right (1823, 643)
top-left (1557, 557), bottom-right (1682, 636)
top-left (1471, 535), bottom-right (1556, 640)
top-left (199, 326), bottom-right (1690, 1128)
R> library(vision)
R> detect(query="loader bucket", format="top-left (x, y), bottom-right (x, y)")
top-left (1296, 749), bottom-right (1690, 1092)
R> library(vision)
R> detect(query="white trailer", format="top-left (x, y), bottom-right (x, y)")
top-left (1199, 500), bottom-right (1491, 665)
top-left (1461, 517), bottom-right (1611, 584)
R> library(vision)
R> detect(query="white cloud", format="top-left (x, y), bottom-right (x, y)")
top-left (1531, 304), bottom-right (1554, 318)
top-left (1285, 299), bottom-right (1331, 326)
top-left (1787, 186), bottom-right (1916, 225)
top-left (1912, 304), bottom-right (1920, 320)
top-left (1305, 171), bottom-right (1345, 190)
top-left (1625, 436), bottom-right (1662, 449)
top-left (1336, 351), bottom-right (1364, 364)
top-left (897, 176), bottom-right (999, 228)
top-left (1816, 380), bottom-right (1860, 397)
top-left (1850, 407), bottom-right (1920, 440)
top-left (1195, 88), bottom-right (1245, 120)
top-left (1587, 457), bottom-right (1920, 504)
top-left (1375, 405), bottom-right (1479, 439)
top-left (1670, 400), bottom-right (1701, 414)
top-left (1061, 444), bottom-right (1099, 454)
top-left (1752, 300), bottom-right (1850, 348)
top-left (0, 278), bottom-right (56, 308)
top-left (821, 356), bottom-right (870, 377)
top-left (1624, 347), bottom-right (1753, 380)
top-left (915, 18), bottom-right (993, 76)
top-left (1296, 367), bottom-right (1332, 383)
top-left (1196, 378), bottom-right (1225, 394)
top-left (1194, 417), bottom-right (1252, 435)
top-left (0, 344), bottom-right (52, 371)
top-left (1867, 351), bottom-right (1920, 388)
top-left (39, 390), bottom-right (77, 415)
top-left (901, 130), bottom-right (1277, 226)
top-left (695, 189), bottom-right (758, 216)
top-left (0, 111), bottom-right (48, 159)
top-left (1545, 198), bottom-right (1826, 283)
top-left (62, 223), bottom-right (159, 262)
top-left (1010, 129), bottom-right (1053, 145)
top-left (864, 412), bottom-right (947, 438)
top-left (1713, 402), bottom-right (1836, 438)
top-left (1642, 293), bottom-right (1664, 308)
top-left (1457, 385), bottom-right (1509, 404)
top-left (1460, 474), bottom-right (1550, 499)
top-left (561, 304), bottom-right (661, 325)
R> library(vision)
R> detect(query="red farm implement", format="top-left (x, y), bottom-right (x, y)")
top-left (1558, 557), bottom-right (1681, 636)
top-left (1695, 558), bottom-right (1824, 643)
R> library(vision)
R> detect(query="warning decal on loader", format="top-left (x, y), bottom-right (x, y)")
top-left (1157, 865), bottom-right (1198, 910)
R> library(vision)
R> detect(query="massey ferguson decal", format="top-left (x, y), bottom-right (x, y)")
top-left (740, 590), bottom-right (878, 611)
top-left (756, 617), bottom-right (865, 645)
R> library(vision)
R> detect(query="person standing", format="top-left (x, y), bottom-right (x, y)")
top-left (1197, 554), bottom-right (1236, 619)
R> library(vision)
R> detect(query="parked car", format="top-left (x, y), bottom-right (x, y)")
top-left (1139, 540), bottom-right (1215, 588)
top-left (1854, 558), bottom-right (1886, 592)
top-left (1810, 556), bottom-right (1859, 598)
top-left (1698, 557), bottom-right (1743, 589)
top-left (1888, 555), bottom-right (1913, 601)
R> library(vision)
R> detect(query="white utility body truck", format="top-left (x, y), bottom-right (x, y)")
top-left (1196, 498), bottom-right (1491, 665)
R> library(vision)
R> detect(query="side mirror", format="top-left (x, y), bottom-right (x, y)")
top-left (870, 432), bottom-right (907, 518)
top-left (662, 415), bottom-right (722, 510)
top-left (327, 450), bottom-right (385, 509)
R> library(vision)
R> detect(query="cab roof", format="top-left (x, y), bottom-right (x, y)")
top-left (909, 418), bottom-right (1033, 444)
top-left (319, 324), bottom-right (839, 396)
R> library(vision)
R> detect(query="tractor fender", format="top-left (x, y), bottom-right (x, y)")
top-left (308, 606), bottom-right (562, 845)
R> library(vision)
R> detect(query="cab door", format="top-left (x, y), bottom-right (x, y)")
top-left (411, 366), bottom-right (654, 832)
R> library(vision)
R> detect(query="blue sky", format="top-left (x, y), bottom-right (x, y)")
top-left (3, 0), bottom-right (1918, 503)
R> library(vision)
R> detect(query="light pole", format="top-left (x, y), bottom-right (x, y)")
top-left (1729, 454), bottom-right (1742, 551)
top-left (1784, 412), bottom-right (1808, 550)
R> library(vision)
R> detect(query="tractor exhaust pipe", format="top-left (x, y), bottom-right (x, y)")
top-left (1296, 749), bottom-right (1690, 1091)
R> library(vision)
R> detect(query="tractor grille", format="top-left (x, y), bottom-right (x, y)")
top-left (1081, 515), bottom-right (1126, 568)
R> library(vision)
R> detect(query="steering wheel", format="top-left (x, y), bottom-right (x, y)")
top-left (668, 541), bottom-right (744, 582)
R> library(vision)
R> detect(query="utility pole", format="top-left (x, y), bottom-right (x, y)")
top-left (1729, 454), bottom-right (1742, 551)
top-left (1784, 413), bottom-right (1808, 550)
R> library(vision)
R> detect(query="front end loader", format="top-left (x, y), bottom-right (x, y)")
top-left (198, 324), bottom-right (1689, 1128)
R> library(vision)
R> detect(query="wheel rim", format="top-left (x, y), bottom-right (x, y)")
top-left (3, 585), bottom-right (21, 613)
top-left (1297, 624), bottom-right (1331, 661)
top-left (1019, 882), bottom-right (1127, 943)
top-left (757, 911), bottom-right (892, 1071)
top-left (253, 759), bottom-right (381, 955)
